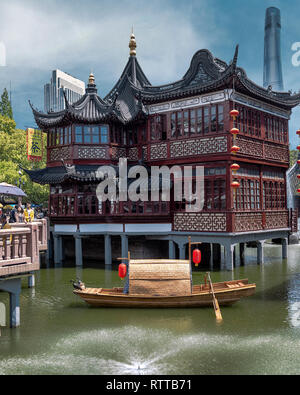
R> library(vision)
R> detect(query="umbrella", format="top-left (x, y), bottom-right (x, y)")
top-left (0, 182), bottom-right (27, 197)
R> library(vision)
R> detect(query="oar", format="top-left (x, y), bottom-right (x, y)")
top-left (206, 272), bottom-right (223, 323)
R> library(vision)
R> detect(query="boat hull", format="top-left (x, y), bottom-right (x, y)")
top-left (73, 279), bottom-right (256, 308)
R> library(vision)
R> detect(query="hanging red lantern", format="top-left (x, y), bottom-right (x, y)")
top-left (297, 188), bottom-right (300, 194)
top-left (297, 160), bottom-right (300, 165)
top-left (230, 109), bottom-right (239, 119)
top-left (296, 129), bottom-right (300, 135)
top-left (297, 174), bottom-right (300, 179)
top-left (230, 163), bottom-right (240, 173)
top-left (231, 145), bottom-right (240, 154)
top-left (118, 263), bottom-right (127, 279)
top-left (230, 127), bottom-right (239, 136)
top-left (231, 181), bottom-right (240, 189)
top-left (192, 248), bottom-right (201, 266)
top-left (297, 145), bottom-right (300, 151)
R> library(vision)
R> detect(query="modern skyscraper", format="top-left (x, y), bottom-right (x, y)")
top-left (263, 7), bottom-right (284, 91)
top-left (44, 70), bottom-right (85, 113)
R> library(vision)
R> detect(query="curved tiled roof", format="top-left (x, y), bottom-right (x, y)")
top-left (30, 44), bottom-right (300, 130)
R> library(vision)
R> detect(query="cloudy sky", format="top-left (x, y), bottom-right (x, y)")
top-left (1, 0), bottom-right (300, 147)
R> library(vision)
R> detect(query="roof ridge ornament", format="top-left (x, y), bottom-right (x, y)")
top-left (232, 44), bottom-right (239, 70)
top-left (129, 29), bottom-right (137, 56)
top-left (89, 72), bottom-right (95, 85)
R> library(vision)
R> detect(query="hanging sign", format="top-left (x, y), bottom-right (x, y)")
top-left (27, 128), bottom-right (43, 161)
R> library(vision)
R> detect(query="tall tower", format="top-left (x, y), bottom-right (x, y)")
top-left (263, 7), bottom-right (284, 91)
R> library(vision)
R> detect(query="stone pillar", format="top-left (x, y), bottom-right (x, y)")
top-left (169, 240), bottom-right (176, 259)
top-left (104, 234), bottom-right (112, 265)
top-left (10, 292), bottom-right (20, 328)
top-left (74, 233), bottom-right (83, 267)
top-left (282, 238), bottom-right (288, 259)
top-left (28, 273), bottom-right (35, 288)
top-left (257, 240), bottom-right (265, 264)
top-left (224, 244), bottom-right (235, 271)
top-left (121, 234), bottom-right (128, 259)
top-left (177, 242), bottom-right (186, 260)
top-left (0, 278), bottom-right (21, 328)
top-left (53, 235), bottom-right (62, 265)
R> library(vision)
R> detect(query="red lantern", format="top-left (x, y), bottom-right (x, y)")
top-left (231, 145), bottom-right (240, 154)
top-left (297, 160), bottom-right (300, 165)
top-left (192, 248), bottom-right (201, 266)
top-left (118, 263), bottom-right (127, 279)
top-left (296, 129), bottom-right (300, 135)
top-left (297, 174), bottom-right (300, 179)
top-left (297, 145), bottom-right (300, 151)
top-left (231, 181), bottom-right (240, 189)
top-left (230, 163), bottom-right (240, 173)
top-left (230, 109), bottom-right (239, 119)
top-left (230, 127), bottom-right (239, 136)
top-left (297, 188), bottom-right (300, 194)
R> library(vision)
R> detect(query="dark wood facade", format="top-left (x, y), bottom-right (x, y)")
top-left (25, 37), bottom-right (300, 233)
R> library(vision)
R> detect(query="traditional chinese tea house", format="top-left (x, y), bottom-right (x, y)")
top-left (24, 32), bottom-right (299, 269)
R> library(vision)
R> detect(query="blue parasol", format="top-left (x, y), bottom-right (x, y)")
top-left (0, 183), bottom-right (27, 197)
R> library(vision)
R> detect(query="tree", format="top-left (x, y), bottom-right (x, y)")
top-left (0, 114), bottom-right (48, 205)
top-left (0, 88), bottom-right (13, 119)
top-left (290, 150), bottom-right (298, 167)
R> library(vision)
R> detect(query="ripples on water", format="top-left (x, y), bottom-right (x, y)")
top-left (1, 326), bottom-right (300, 375)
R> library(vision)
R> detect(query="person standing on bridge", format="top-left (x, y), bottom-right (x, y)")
top-left (24, 203), bottom-right (34, 223)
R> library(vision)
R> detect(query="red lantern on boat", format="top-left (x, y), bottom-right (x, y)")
top-left (192, 248), bottom-right (201, 267)
top-left (230, 109), bottom-right (239, 120)
top-left (118, 263), bottom-right (127, 279)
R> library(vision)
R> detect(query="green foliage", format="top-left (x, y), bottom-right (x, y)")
top-left (0, 88), bottom-right (13, 119)
top-left (0, 114), bottom-right (48, 205)
top-left (290, 150), bottom-right (298, 167)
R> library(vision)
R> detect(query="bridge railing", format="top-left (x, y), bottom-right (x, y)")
top-left (0, 223), bottom-right (40, 277)
top-left (10, 219), bottom-right (48, 252)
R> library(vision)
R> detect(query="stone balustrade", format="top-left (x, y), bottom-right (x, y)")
top-left (10, 219), bottom-right (48, 252)
top-left (0, 222), bottom-right (40, 277)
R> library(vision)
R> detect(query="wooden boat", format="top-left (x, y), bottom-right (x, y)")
top-left (73, 277), bottom-right (256, 308)
top-left (73, 240), bottom-right (255, 311)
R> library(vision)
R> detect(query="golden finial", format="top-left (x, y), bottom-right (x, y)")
top-left (88, 72), bottom-right (95, 85)
top-left (129, 28), bottom-right (136, 56)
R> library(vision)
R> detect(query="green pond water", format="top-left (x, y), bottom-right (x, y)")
top-left (0, 243), bottom-right (300, 375)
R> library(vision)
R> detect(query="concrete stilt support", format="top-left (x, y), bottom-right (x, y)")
top-left (178, 243), bottom-right (186, 260)
top-left (74, 233), bottom-right (83, 267)
top-left (54, 235), bottom-right (63, 265)
top-left (104, 234), bottom-right (112, 265)
top-left (169, 240), bottom-right (176, 259)
top-left (121, 234), bottom-right (128, 258)
top-left (282, 238), bottom-right (288, 259)
top-left (224, 244), bottom-right (235, 271)
top-left (28, 273), bottom-right (35, 288)
top-left (0, 278), bottom-right (21, 327)
top-left (257, 240), bottom-right (265, 264)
